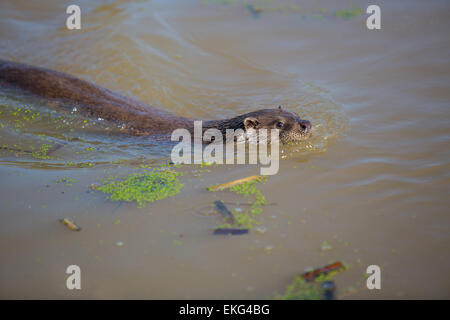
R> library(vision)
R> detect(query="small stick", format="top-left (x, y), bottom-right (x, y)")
top-left (60, 218), bottom-right (81, 231)
top-left (213, 228), bottom-right (249, 235)
top-left (301, 262), bottom-right (345, 282)
top-left (212, 201), bottom-right (249, 235)
top-left (214, 200), bottom-right (235, 224)
top-left (222, 201), bottom-right (277, 207)
top-left (207, 175), bottom-right (262, 192)
top-left (321, 281), bottom-right (336, 300)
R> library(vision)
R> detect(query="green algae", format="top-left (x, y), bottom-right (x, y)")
top-left (229, 179), bottom-right (267, 227)
top-left (213, 177), bottom-right (267, 229)
top-left (278, 276), bottom-right (322, 300)
top-left (0, 105), bottom-right (42, 131)
top-left (54, 177), bottom-right (76, 186)
top-left (277, 262), bottom-right (348, 299)
top-left (30, 144), bottom-right (51, 160)
top-left (335, 6), bottom-right (363, 19)
top-left (0, 143), bottom-right (51, 160)
top-left (96, 167), bottom-right (184, 208)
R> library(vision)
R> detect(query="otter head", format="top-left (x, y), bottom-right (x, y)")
top-left (241, 107), bottom-right (312, 143)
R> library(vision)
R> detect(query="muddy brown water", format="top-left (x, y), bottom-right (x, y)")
top-left (0, 0), bottom-right (449, 299)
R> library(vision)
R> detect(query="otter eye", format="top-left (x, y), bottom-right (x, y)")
top-left (276, 121), bottom-right (284, 129)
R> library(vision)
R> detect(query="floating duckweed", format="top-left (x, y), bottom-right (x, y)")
top-left (314, 270), bottom-right (339, 283)
top-left (31, 144), bottom-right (51, 160)
top-left (0, 142), bottom-right (52, 160)
top-left (96, 167), bottom-right (184, 208)
top-left (218, 177), bottom-right (267, 229)
top-left (278, 276), bottom-right (322, 300)
top-left (200, 161), bottom-right (212, 168)
top-left (335, 6), bottom-right (363, 19)
top-left (54, 177), bottom-right (76, 186)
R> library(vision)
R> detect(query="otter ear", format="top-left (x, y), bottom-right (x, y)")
top-left (243, 117), bottom-right (259, 130)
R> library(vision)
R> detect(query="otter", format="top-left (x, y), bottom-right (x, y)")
top-left (0, 60), bottom-right (312, 143)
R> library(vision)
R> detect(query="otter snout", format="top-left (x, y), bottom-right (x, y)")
top-left (298, 119), bottom-right (312, 132)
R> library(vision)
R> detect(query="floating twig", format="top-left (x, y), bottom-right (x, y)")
top-left (214, 200), bottom-right (235, 224)
top-left (247, 4), bottom-right (263, 19)
top-left (207, 175), bottom-right (262, 192)
top-left (301, 261), bottom-right (345, 282)
top-left (213, 228), bottom-right (249, 235)
top-left (60, 218), bottom-right (81, 231)
top-left (321, 281), bottom-right (336, 300)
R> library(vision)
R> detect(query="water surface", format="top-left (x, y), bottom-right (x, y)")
top-left (0, 0), bottom-right (449, 299)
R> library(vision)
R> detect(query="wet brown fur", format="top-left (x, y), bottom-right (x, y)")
top-left (0, 60), bottom-right (311, 142)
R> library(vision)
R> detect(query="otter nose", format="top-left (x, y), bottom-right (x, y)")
top-left (298, 119), bottom-right (312, 131)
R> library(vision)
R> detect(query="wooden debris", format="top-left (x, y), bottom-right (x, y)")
top-left (301, 261), bottom-right (345, 282)
top-left (213, 228), bottom-right (249, 235)
top-left (207, 175), bottom-right (262, 192)
top-left (321, 281), bottom-right (336, 300)
top-left (247, 4), bottom-right (263, 18)
top-left (59, 218), bottom-right (81, 231)
top-left (214, 200), bottom-right (235, 224)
